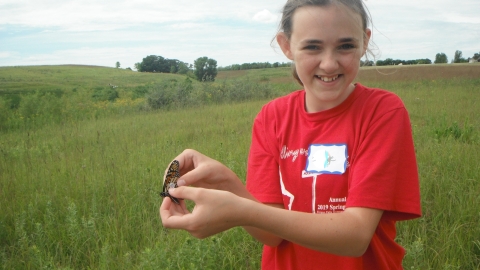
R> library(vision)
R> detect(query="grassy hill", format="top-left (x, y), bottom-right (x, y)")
top-left (0, 63), bottom-right (479, 268)
top-left (2, 63), bottom-right (480, 94)
top-left (218, 63), bottom-right (480, 82)
top-left (0, 65), bottom-right (181, 94)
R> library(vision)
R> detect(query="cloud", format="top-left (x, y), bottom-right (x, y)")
top-left (253, 9), bottom-right (279, 24)
top-left (0, 51), bottom-right (18, 59)
top-left (0, 0), bottom-right (478, 67)
top-left (0, 0), bottom-right (283, 30)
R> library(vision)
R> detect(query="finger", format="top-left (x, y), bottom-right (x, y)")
top-left (173, 149), bottom-right (201, 173)
top-left (160, 197), bottom-right (192, 229)
top-left (161, 195), bottom-right (189, 214)
top-left (159, 196), bottom-right (173, 219)
top-left (175, 166), bottom-right (211, 187)
top-left (168, 186), bottom-right (197, 201)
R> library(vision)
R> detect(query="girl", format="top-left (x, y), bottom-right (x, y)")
top-left (160, 0), bottom-right (421, 269)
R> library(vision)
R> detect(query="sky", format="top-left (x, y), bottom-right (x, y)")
top-left (0, 0), bottom-right (479, 69)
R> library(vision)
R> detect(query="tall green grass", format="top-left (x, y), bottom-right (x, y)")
top-left (0, 101), bottom-right (265, 269)
top-left (379, 79), bottom-right (480, 269)
top-left (1, 66), bottom-right (479, 269)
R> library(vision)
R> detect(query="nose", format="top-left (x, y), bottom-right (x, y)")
top-left (319, 51), bottom-right (339, 73)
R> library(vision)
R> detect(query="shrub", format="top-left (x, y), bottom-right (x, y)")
top-left (132, 85), bottom-right (149, 99)
top-left (18, 92), bottom-right (39, 120)
top-left (0, 98), bottom-right (9, 131)
top-left (145, 83), bottom-right (175, 109)
top-left (175, 78), bottom-right (194, 106)
top-left (5, 94), bottom-right (22, 109)
top-left (434, 120), bottom-right (478, 143)
top-left (92, 87), bottom-right (119, 102)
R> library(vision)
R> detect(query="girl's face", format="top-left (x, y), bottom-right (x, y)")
top-left (277, 5), bottom-right (371, 113)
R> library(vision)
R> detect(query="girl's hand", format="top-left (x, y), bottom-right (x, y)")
top-left (161, 149), bottom-right (283, 246)
top-left (160, 186), bottom-right (245, 239)
top-left (173, 149), bottom-right (245, 194)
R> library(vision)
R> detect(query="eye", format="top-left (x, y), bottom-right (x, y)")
top-left (303, 44), bottom-right (321, 51)
top-left (338, 43), bottom-right (356, 50)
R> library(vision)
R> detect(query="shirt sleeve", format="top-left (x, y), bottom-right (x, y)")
top-left (346, 105), bottom-right (422, 221)
top-left (246, 108), bottom-right (284, 204)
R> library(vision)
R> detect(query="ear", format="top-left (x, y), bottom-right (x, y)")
top-left (363, 28), bottom-right (372, 55)
top-left (277, 32), bottom-right (294, 60)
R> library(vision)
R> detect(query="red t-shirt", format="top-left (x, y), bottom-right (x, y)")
top-left (246, 84), bottom-right (421, 269)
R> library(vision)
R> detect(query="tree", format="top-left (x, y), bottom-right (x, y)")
top-left (376, 58), bottom-right (394, 66)
top-left (471, 52), bottom-right (480, 61)
top-left (139, 55), bottom-right (169, 73)
top-left (115, 61), bottom-right (121, 68)
top-left (134, 62), bottom-right (142, 71)
top-left (434, 53), bottom-right (448, 64)
top-left (177, 62), bottom-right (191, 75)
top-left (467, 52), bottom-right (480, 63)
top-left (453, 50), bottom-right (468, 63)
top-left (360, 60), bottom-right (374, 66)
top-left (416, 58), bottom-right (432, 65)
top-left (194, 56), bottom-right (217, 82)
top-left (137, 55), bottom-right (190, 73)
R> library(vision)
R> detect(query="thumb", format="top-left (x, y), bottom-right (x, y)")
top-left (168, 186), bottom-right (197, 201)
top-left (175, 168), bottom-right (208, 187)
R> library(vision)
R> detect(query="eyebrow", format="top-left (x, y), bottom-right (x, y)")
top-left (339, 37), bottom-right (359, 43)
top-left (303, 37), bottom-right (359, 44)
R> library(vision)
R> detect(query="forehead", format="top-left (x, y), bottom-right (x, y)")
top-left (291, 5), bottom-right (364, 39)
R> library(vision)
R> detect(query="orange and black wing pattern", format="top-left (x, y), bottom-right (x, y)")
top-left (160, 160), bottom-right (181, 204)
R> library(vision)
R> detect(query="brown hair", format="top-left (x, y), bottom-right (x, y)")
top-left (277, 0), bottom-right (372, 85)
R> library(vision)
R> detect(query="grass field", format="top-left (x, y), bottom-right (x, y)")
top-left (1, 64), bottom-right (480, 269)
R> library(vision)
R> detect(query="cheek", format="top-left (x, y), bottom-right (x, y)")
top-left (296, 55), bottom-right (319, 71)
top-left (339, 52), bottom-right (362, 70)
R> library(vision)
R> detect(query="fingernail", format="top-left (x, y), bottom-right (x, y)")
top-left (177, 179), bottom-right (186, 186)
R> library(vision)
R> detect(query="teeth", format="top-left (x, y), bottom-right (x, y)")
top-left (317, 75), bottom-right (339, 82)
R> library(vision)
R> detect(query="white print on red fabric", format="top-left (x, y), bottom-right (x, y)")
top-left (301, 170), bottom-right (322, 213)
top-left (279, 169), bottom-right (295, 210)
top-left (305, 144), bottom-right (348, 174)
top-left (318, 197), bottom-right (347, 214)
top-left (279, 144), bottom-right (348, 213)
top-left (301, 170), bottom-right (348, 214)
top-left (280, 145), bottom-right (309, 162)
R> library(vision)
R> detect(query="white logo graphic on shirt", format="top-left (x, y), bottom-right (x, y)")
top-left (280, 169), bottom-right (294, 210)
top-left (302, 170), bottom-right (322, 213)
top-left (279, 144), bottom-right (348, 213)
top-left (280, 145), bottom-right (309, 162)
top-left (305, 144), bottom-right (348, 174)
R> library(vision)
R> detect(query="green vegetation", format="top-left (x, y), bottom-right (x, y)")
top-left (376, 58), bottom-right (432, 66)
top-left (1, 65), bottom-right (480, 269)
top-left (0, 66), bottom-right (288, 132)
top-left (435, 53), bottom-right (448, 64)
top-left (135, 55), bottom-right (191, 75)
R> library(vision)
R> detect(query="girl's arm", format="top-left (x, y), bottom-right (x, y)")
top-left (164, 149), bottom-right (284, 246)
top-left (160, 187), bottom-right (383, 257)
top-left (242, 204), bottom-right (285, 247)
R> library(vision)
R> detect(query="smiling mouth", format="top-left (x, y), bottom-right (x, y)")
top-left (316, 75), bottom-right (340, 82)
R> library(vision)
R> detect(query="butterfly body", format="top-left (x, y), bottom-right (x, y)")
top-left (160, 160), bottom-right (181, 204)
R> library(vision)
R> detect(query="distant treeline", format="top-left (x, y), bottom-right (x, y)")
top-left (135, 55), bottom-right (191, 74)
top-left (134, 50), bottom-right (479, 75)
top-left (218, 58), bottom-right (433, 70)
top-left (218, 62), bottom-right (292, 71)
top-left (375, 58), bottom-right (432, 66)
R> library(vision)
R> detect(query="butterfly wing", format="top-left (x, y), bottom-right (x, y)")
top-left (160, 160), bottom-right (181, 204)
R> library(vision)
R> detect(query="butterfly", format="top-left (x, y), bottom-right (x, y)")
top-left (160, 160), bottom-right (181, 204)
top-left (324, 151), bottom-right (336, 168)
